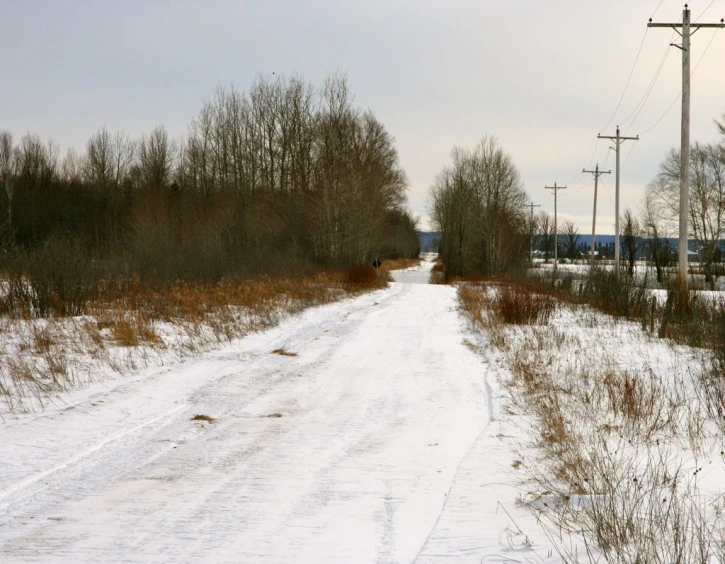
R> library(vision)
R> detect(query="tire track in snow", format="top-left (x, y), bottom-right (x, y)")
top-left (1, 259), bottom-right (493, 563)
top-left (0, 404), bottom-right (186, 503)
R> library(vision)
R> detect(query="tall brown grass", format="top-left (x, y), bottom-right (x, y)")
top-left (459, 282), bottom-right (556, 326)
top-left (0, 269), bottom-right (388, 413)
top-left (379, 257), bottom-right (421, 271)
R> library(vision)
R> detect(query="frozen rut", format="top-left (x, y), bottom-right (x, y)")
top-left (0, 262), bottom-right (492, 563)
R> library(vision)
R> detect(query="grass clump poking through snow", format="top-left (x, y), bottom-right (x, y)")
top-left (460, 281), bottom-right (725, 562)
top-left (271, 348), bottom-right (297, 357)
top-left (190, 414), bottom-right (216, 423)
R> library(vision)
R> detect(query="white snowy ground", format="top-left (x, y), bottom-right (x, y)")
top-left (0, 256), bottom-right (556, 563)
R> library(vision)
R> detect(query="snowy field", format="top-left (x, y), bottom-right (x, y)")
top-left (532, 260), bottom-right (725, 292)
top-left (0, 256), bottom-right (558, 563)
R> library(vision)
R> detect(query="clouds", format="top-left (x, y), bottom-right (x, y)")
top-left (2, 0), bottom-right (724, 233)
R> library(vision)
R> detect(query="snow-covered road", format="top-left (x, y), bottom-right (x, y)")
top-left (0, 259), bottom-right (511, 563)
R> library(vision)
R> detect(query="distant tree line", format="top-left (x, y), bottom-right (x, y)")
top-left (532, 209), bottom-right (676, 279)
top-left (429, 137), bottom-right (529, 278)
top-left (0, 74), bottom-right (419, 302)
top-left (526, 111), bottom-right (725, 285)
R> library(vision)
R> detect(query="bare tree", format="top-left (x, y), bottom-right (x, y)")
top-left (621, 208), bottom-right (641, 277)
top-left (716, 112), bottom-right (725, 137)
top-left (138, 126), bottom-right (176, 192)
top-left (640, 184), bottom-right (675, 284)
top-left (111, 131), bottom-right (135, 191)
top-left (430, 149), bottom-right (479, 277)
top-left (15, 134), bottom-right (58, 184)
top-left (651, 142), bottom-right (725, 285)
top-left (537, 211), bottom-right (555, 261)
top-left (560, 221), bottom-right (581, 261)
top-left (2, 74), bottom-right (418, 287)
top-left (84, 127), bottom-right (113, 189)
top-left (429, 137), bottom-right (528, 277)
top-left (0, 131), bottom-right (15, 234)
top-left (61, 148), bottom-right (84, 183)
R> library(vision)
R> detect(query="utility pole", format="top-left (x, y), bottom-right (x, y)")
top-left (523, 202), bottom-right (541, 264)
top-left (545, 183), bottom-right (566, 277)
top-left (597, 126), bottom-right (638, 269)
top-left (583, 164), bottom-right (611, 268)
top-left (649, 5), bottom-right (725, 287)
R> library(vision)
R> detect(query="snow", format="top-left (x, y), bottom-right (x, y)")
top-left (1, 256), bottom-right (555, 562)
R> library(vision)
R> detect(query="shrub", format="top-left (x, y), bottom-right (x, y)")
top-left (577, 267), bottom-right (646, 318)
top-left (1, 234), bottom-right (104, 318)
top-left (345, 265), bottom-right (378, 285)
top-left (491, 283), bottom-right (557, 325)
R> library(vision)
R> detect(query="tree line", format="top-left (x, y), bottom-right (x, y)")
top-left (545, 114), bottom-right (725, 284)
top-left (429, 137), bottom-right (529, 278)
top-left (0, 73), bottom-right (420, 312)
top-left (429, 113), bottom-right (725, 284)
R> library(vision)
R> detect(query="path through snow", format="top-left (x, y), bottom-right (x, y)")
top-left (0, 257), bottom-right (548, 563)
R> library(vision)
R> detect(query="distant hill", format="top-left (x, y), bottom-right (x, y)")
top-left (419, 232), bottom-right (712, 258)
top-left (418, 231), bottom-right (441, 252)
top-left (570, 235), bottom-right (699, 250)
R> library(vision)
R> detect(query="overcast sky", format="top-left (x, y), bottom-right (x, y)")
top-left (2, 0), bottom-right (725, 234)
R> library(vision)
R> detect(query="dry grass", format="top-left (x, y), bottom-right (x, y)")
top-left (533, 268), bottom-right (725, 352)
top-left (489, 282), bottom-right (556, 325)
top-left (379, 257), bottom-right (421, 271)
top-left (430, 262), bottom-right (446, 285)
top-left (0, 269), bottom-right (388, 414)
top-left (345, 265), bottom-right (380, 285)
top-left (459, 279), bottom-right (725, 562)
top-left (95, 311), bottom-right (162, 347)
top-left (32, 325), bottom-right (54, 354)
top-left (271, 348), bottom-right (297, 357)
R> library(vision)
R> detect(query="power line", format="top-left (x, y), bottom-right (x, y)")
top-left (566, 138), bottom-right (601, 185)
top-left (523, 202), bottom-right (541, 263)
top-left (622, 138), bottom-right (638, 166)
top-left (620, 16), bottom-right (680, 133)
top-left (638, 92), bottom-right (681, 136)
top-left (693, 27), bottom-right (721, 74)
top-left (545, 183), bottom-right (567, 276)
top-left (621, 40), bottom-right (675, 134)
top-left (600, 177), bottom-right (615, 206)
top-left (563, 179), bottom-right (594, 196)
top-left (571, 0), bottom-right (663, 191)
top-left (596, 0), bottom-right (668, 134)
top-left (636, 26), bottom-right (721, 137)
top-left (648, 5), bottom-right (725, 285)
top-left (583, 165), bottom-right (611, 266)
top-left (598, 127), bottom-right (638, 265)
top-left (599, 28), bottom-right (650, 133)
top-left (602, 146), bottom-right (614, 168)
top-left (695, 0), bottom-right (718, 23)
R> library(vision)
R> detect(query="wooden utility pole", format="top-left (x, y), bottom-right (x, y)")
top-left (523, 202), bottom-right (541, 263)
top-left (545, 183), bottom-right (566, 277)
top-left (583, 164), bottom-right (611, 267)
top-left (649, 5), bottom-right (725, 287)
top-left (597, 127), bottom-right (638, 269)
